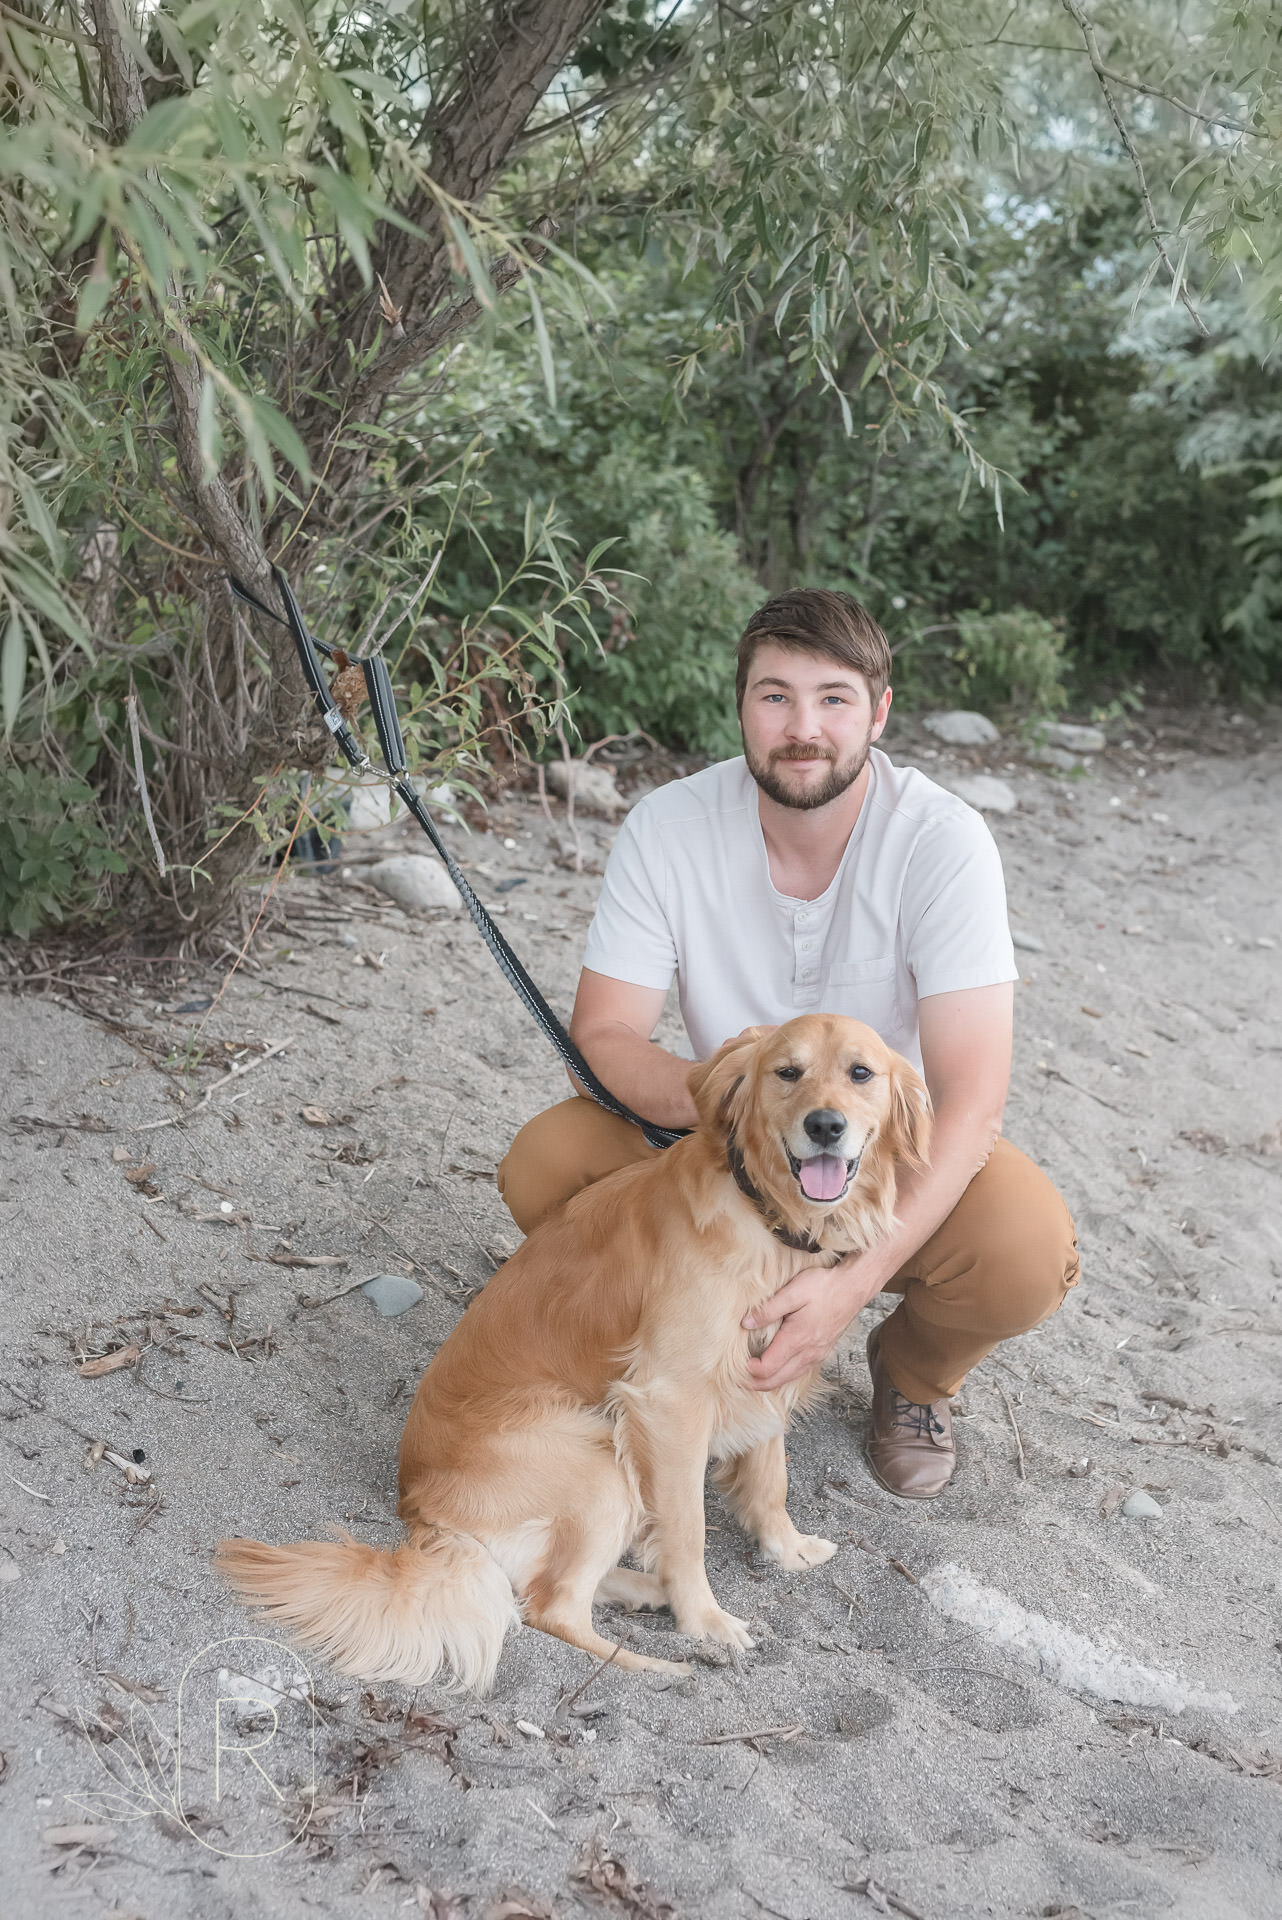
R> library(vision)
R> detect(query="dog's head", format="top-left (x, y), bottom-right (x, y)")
top-left (688, 1015), bottom-right (931, 1247)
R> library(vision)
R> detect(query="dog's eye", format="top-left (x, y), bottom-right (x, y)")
top-left (775, 1065), bottom-right (803, 1083)
top-left (849, 1064), bottom-right (873, 1083)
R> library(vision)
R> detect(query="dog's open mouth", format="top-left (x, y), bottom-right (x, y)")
top-left (786, 1143), bottom-right (862, 1204)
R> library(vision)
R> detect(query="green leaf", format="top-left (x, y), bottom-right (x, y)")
top-left (875, 9), bottom-right (916, 77)
top-left (525, 278), bottom-right (557, 410)
top-left (1, 614), bottom-right (25, 735)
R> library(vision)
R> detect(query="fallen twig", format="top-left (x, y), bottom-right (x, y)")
top-left (134, 1037), bottom-right (294, 1132)
top-left (997, 1382), bottom-right (1027, 1480)
top-left (842, 1876), bottom-right (927, 1920)
top-left (699, 1723), bottom-right (805, 1747)
top-left (7, 1468), bottom-right (52, 1502)
top-left (554, 1635), bottom-right (626, 1720)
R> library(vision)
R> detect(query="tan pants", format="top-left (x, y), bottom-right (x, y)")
top-left (497, 1097), bottom-right (1080, 1404)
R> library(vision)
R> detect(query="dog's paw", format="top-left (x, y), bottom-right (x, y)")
top-left (680, 1606), bottom-right (755, 1650)
top-left (762, 1530), bottom-right (838, 1571)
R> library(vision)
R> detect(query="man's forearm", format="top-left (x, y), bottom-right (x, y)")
top-left (568, 1023), bottom-right (699, 1130)
top-left (834, 1103), bottom-right (1003, 1299)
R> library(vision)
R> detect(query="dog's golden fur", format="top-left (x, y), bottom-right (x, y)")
top-left (217, 1015), bottom-right (930, 1691)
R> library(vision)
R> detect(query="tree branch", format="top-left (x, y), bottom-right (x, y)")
top-left (345, 216), bottom-right (558, 421)
top-left (1060, 0), bottom-right (1209, 338)
top-left (374, 0), bottom-right (607, 331)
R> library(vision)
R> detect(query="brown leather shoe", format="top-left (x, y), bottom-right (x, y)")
top-left (864, 1322), bottom-right (956, 1500)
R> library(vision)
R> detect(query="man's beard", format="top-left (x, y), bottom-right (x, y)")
top-left (744, 731), bottom-right (874, 812)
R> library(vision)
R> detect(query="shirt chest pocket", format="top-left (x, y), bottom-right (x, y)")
top-left (828, 955), bottom-right (900, 1034)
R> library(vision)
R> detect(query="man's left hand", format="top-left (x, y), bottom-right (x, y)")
top-left (742, 1259), bottom-right (884, 1392)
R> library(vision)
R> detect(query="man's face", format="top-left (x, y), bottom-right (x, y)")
top-left (739, 642), bottom-right (892, 812)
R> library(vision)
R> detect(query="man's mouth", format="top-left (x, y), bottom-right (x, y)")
top-left (785, 1142), bottom-right (862, 1204)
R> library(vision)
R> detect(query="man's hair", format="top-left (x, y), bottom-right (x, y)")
top-left (735, 589), bottom-right (892, 711)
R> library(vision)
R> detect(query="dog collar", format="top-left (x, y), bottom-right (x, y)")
top-left (726, 1138), bottom-right (825, 1254)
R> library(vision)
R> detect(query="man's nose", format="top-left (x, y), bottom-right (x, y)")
top-left (785, 708), bottom-right (825, 741)
top-left (803, 1108), bottom-right (847, 1148)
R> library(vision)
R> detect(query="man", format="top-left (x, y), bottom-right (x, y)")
top-left (497, 590), bottom-right (1079, 1499)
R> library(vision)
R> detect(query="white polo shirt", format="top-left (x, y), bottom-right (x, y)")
top-left (581, 750), bottom-right (1017, 1070)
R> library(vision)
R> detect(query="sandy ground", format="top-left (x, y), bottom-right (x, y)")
top-left (1, 705), bottom-right (1280, 1920)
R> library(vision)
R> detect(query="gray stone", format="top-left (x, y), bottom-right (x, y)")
top-left (1120, 1490), bottom-right (1163, 1520)
top-left (543, 758), bottom-right (626, 814)
top-left (1045, 722), bottom-right (1106, 753)
top-left (941, 774), bottom-right (1017, 814)
top-left (359, 855), bottom-right (461, 914)
top-left (361, 1274), bottom-right (423, 1318)
top-left (1028, 744), bottom-right (1085, 773)
top-left (922, 710), bottom-right (1001, 746)
top-left (1011, 929), bottom-right (1045, 952)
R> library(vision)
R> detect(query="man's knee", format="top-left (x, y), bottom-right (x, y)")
top-left (962, 1159), bottom-right (1079, 1335)
top-left (496, 1097), bottom-right (656, 1236)
top-left (496, 1104), bottom-right (579, 1235)
top-left (910, 1144), bottom-right (1080, 1338)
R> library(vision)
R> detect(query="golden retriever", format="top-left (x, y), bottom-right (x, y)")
top-left (217, 1014), bottom-right (930, 1690)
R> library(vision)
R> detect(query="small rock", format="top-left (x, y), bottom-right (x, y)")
top-left (362, 1274), bottom-right (423, 1318)
top-left (341, 932), bottom-right (359, 948)
top-left (1120, 1490), bottom-right (1163, 1520)
top-left (359, 855), bottom-right (461, 915)
top-left (1027, 744), bottom-right (1084, 773)
top-left (941, 774), bottom-right (1017, 813)
top-left (0, 1557), bottom-right (19, 1583)
top-left (1011, 929), bottom-right (1045, 953)
top-left (922, 710), bottom-right (1001, 746)
top-left (543, 759), bottom-right (625, 814)
top-left (1044, 722), bottom-right (1106, 753)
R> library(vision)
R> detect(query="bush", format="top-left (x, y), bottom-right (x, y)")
top-left (563, 460), bottom-right (762, 759)
top-left (0, 763), bottom-right (127, 939)
top-left (952, 607), bottom-right (1068, 717)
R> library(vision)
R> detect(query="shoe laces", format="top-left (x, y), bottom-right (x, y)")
top-left (890, 1389), bottom-right (945, 1441)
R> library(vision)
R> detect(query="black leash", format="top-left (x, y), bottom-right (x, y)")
top-left (228, 566), bottom-right (685, 1151)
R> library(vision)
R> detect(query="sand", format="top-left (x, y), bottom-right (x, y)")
top-left (1, 705), bottom-right (1280, 1920)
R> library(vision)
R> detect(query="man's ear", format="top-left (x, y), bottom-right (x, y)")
top-left (885, 1055), bottom-right (933, 1172)
top-left (687, 1032), bottom-right (760, 1135)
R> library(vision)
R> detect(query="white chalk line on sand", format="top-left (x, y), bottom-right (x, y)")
top-left (919, 1562), bottom-right (1240, 1717)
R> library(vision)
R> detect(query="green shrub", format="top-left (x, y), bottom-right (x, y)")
top-left (952, 607), bottom-right (1068, 717)
top-left (0, 763), bottom-right (127, 939)
top-left (564, 460), bottom-right (761, 759)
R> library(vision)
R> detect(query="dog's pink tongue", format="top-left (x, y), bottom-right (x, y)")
top-left (799, 1154), bottom-right (847, 1202)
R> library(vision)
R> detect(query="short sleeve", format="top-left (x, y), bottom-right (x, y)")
top-left (581, 806), bottom-right (678, 991)
top-left (901, 809), bottom-right (1018, 998)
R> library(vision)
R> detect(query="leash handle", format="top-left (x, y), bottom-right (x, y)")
top-left (229, 568), bottom-right (685, 1152)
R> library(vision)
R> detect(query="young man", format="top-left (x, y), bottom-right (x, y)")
top-left (497, 590), bottom-right (1079, 1499)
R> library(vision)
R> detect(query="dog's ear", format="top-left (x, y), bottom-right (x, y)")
top-left (687, 1031), bottom-right (761, 1136)
top-left (885, 1055), bottom-right (933, 1172)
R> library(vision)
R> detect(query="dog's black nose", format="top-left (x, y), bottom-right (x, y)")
top-left (803, 1108), bottom-right (847, 1148)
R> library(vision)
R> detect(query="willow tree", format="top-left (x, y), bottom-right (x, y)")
top-left (1, 0), bottom-right (1278, 941)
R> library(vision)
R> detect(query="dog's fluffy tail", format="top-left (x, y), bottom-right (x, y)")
top-left (215, 1526), bottom-right (520, 1694)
